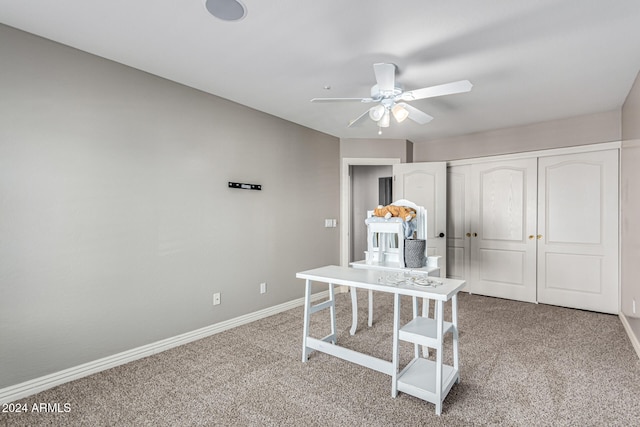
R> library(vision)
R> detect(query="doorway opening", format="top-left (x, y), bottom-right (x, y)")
top-left (340, 158), bottom-right (400, 267)
top-left (349, 165), bottom-right (393, 263)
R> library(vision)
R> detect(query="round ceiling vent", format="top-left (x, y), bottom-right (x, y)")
top-left (205, 0), bottom-right (247, 22)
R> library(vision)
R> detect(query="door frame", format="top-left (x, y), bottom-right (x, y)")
top-left (340, 157), bottom-right (401, 267)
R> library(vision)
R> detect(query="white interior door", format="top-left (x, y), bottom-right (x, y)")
top-left (537, 150), bottom-right (619, 314)
top-left (393, 162), bottom-right (447, 276)
top-left (447, 165), bottom-right (471, 282)
top-left (471, 158), bottom-right (538, 302)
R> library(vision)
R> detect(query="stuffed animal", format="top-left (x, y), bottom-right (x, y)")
top-left (373, 204), bottom-right (416, 222)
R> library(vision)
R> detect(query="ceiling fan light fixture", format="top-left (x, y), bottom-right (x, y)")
top-left (392, 104), bottom-right (409, 123)
top-left (378, 109), bottom-right (391, 128)
top-left (368, 104), bottom-right (385, 122)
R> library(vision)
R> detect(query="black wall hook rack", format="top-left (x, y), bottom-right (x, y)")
top-left (228, 182), bottom-right (262, 191)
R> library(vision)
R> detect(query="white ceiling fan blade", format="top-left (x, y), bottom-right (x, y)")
top-left (347, 109), bottom-right (371, 127)
top-left (373, 63), bottom-right (396, 92)
top-left (310, 97), bottom-right (375, 103)
top-left (401, 103), bottom-right (433, 124)
top-left (400, 80), bottom-right (472, 101)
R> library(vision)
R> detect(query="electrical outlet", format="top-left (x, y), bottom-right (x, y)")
top-left (260, 282), bottom-right (267, 294)
top-left (213, 292), bottom-right (221, 306)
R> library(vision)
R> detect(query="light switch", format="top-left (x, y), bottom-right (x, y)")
top-left (325, 219), bottom-right (337, 228)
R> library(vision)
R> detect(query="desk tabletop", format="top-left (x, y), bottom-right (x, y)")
top-left (296, 265), bottom-right (465, 301)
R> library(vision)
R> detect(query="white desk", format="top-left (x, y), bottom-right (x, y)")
top-left (297, 265), bottom-right (466, 415)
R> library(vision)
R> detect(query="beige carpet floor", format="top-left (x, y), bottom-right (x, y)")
top-left (2, 291), bottom-right (640, 426)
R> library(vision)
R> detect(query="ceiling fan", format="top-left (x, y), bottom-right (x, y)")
top-left (311, 63), bottom-right (472, 134)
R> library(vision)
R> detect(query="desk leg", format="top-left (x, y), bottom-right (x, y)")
top-left (452, 293), bottom-right (460, 383)
top-left (391, 292), bottom-right (401, 398)
top-left (367, 289), bottom-right (373, 327)
top-left (329, 283), bottom-right (337, 344)
top-left (412, 297), bottom-right (419, 358)
top-left (422, 298), bottom-right (431, 358)
top-left (435, 299), bottom-right (444, 416)
top-left (349, 286), bottom-right (358, 336)
top-left (302, 279), bottom-right (312, 362)
top-left (422, 297), bottom-right (431, 318)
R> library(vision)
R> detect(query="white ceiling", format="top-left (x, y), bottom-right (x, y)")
top-left (2, 0), bottom-right (640, 143)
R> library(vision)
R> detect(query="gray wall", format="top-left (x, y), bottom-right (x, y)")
top-left (340, 138), bottom-right (412, 162)
top-left (0, 25), bottom-right (340, 388)
top-left (621, 70), bottom-right (640, 340)
top-left (413, 110), bottom-right (621, 161)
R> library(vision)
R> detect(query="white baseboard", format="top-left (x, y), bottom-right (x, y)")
top-left (0, 290), bottom-right (330, 405)
top-left (619, 312), bottom-right (640, 360)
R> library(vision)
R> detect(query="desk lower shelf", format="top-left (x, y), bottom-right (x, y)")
top-left (397, 358), bottom-right (459, 404)
top-left (399, 316), bottom-right (454, 348)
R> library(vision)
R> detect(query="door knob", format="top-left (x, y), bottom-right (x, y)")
top-left (473, 232), bottom-right (478, 237)
top-left (537, 234), bottom-right (543, 240)
top-left (439, 232), bottom-right (445, 238)
top-left (529, 235), bottom-right (535, 240)
top-left (466, 232), bottom-right (471, 237)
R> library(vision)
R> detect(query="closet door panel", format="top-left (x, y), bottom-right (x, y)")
top-left (470, 159), bottom-right (537, 303)
top-left (546, 162), bottom-right (602, 244)
top-left (447, 246), bottom-right (467, 280)
top-left (544, 253), bottom-right (602, 293)
top-left (537, 150), bottom-right (619, 314)
top-left (480, 168), bottom-right (525, 241)
top-left (478, 248), bottom-right (525, 285)
top-left (446, 166), bottom-right (471, 282)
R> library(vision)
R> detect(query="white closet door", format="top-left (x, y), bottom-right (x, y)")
top-left (393, 162), bottom-right (447, 276)
top-left (537, 150), bottom-right (619, 314)
top-left (471, 158), bottom-right (538, 302)
top-left (447, 165), bottom-right (471, 282)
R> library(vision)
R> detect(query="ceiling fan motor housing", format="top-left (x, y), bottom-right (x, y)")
top-left (370, 84), bottom-right (403, 100)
